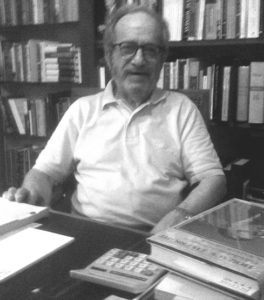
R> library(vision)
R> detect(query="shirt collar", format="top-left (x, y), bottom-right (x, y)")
top-left (101, 80), bottom-right (169, 110)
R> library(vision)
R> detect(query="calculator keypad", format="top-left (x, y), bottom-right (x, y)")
top-left (70, 248), bottom-right (166, 294)
top-left (94, 248), bottom-right (160, 279)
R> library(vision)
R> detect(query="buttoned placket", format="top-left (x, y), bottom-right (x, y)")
top-left (116, 101), bottom-right (151, 180)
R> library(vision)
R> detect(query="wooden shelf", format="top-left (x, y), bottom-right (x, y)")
top-left (168, 38), bottom-right (264, 61)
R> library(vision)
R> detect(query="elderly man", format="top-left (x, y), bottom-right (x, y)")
top-left (3, 5), bottom-right (226, 234)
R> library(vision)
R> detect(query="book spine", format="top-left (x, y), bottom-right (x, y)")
top-left (236, 65), bottom-right (250, 122)
top-left (182, 0), bottom-right (192, 40)
top-left (247, 0), bottom-right (260, 38)
top-left (162, 0), bottom-right (183, 41)
top-left (248, 62), bottom-right (264, 123)
top-left (0, 0), bottom-right (6, 26)
top-left (226, 0), bottom-right (236, 39)
top-left (221, 66), bottom-right (231, 121)
top-left (204, 0), bottom-right (218, 40)
top-left (221, 0), bottom-right (227, 39)
top-left (187, 0), bottom-right (197, 40)
top-left (35, 98), bottom-right (47, 136)
top-left (196, 0), bottom-right (206, 40)
top-left (235, 0), bottom-right (241, 38)
top-left (239, 0), bottom-right (248, 38)
top-left (163, 62), bottom-right (170, 90)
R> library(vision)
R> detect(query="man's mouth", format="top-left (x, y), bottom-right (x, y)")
top-left (127, 71), bottom-right (149, 77)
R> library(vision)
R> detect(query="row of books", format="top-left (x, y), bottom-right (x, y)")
top-left (157, 58), bottom-right (212, 91)
top-left (162, 0), bottom-right (263, 41)
top-left (4, 144), bottom-right (44, 187)
top-left (211, 62), bottom-right (264, 124)
top-left (96, 58), bottom-right (264, 126)
top-left (0, 91), bottom-right (71, 137)
top-left (0, 0), bottom-right (79, 26)
top-left (97, 58), bottom-right (211, 91)
top-left (0, 39), bottom-right (82, 83)
top-left (97, 59), bottom-right (264, 125)
top-left (155, 59), bottom-right (264, 125)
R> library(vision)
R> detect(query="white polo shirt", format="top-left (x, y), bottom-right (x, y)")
top-left (34, 81), bottom-right (224, 229)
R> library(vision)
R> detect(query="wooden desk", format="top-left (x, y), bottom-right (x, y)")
top-left (0, 210), bottom-right (150, 300)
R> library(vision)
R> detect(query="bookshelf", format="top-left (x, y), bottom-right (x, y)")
top-left (1, 0), bottom-right (264, 196)
top-left (0, 0), bottom-right (99, 192)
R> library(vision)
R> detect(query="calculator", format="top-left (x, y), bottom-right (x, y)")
top-left (69, 248), bottom-right (166, 294)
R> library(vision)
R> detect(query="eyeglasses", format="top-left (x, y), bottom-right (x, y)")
top-left (113, 42), bottom-right (164, 61)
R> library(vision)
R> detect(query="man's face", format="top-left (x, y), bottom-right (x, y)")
top-left (110, 12), bottom-right (165, 106)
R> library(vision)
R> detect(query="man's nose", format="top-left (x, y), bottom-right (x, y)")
top-left (131, 48), bottom-right (145, 65)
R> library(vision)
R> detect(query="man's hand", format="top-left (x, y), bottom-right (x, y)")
top-left (151, 208), bottom-right (192, 235)
top-left (2, 186), bottom-right (45, 206)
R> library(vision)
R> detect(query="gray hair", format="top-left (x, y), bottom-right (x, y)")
top-left (103, 4), bottom-right (170, 68)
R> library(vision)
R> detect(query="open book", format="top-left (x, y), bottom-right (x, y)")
top-left (0, 197), bottom-right (49, 236)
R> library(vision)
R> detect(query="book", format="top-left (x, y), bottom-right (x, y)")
top-left (210, 64), bottom-right (223, 121)
top-left (26, 39), bottom-right (42, 82)
top-left (35, 98), bottom-right (47, 136)
top-left (182, 0), bottom-right (192, 40)
top-left (222, 64), bottom-right (238, 122)
top-left (239, 0), bottom-right (248, 38)
top-left (45, 90), bottom-right (71, 135)
top-left (247, 0), bottom-right (260, 38)
top-left (177, 58), bottom-right (187, 89)
top-left (2, 40), bottom-right (15, 81)
top-left (221, 65), bottom-right (231, 121)
top-left (1, 97), bottom-right (18, 134)
top-left (186, 0), bottom-right (197, 40)
top-left (148, 198), bottom-right (264, 300)
top-left (225, 0), bottom-right (236, 39)
top-left (7, 97), bottom-right (28, 135)
top-left (248, 62), bottom-right (264, 124)
top-left (162, 0), bottom-right (184, 41)
top-left (221, 0), bottom-right (227, 39)
top-left (196, 0), bottom-right (206, 40)
top-left (187, 58), bottom-right (200, 89)
top-left (0, 226), bottom-right (74, 283)
top-left (204, 0), bottom-right (219, 40)
top-left (162, 61), bottom-right (171, 90)
top-left (154, 272), bottom-right (244, 300)
top-left (236, 65), bottom-right (250, 122)
top-left (0, 197), bottom-right (49, 236)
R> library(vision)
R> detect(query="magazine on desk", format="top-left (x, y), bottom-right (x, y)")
top-left (147, 198), bottom-right (264, 300)
top-left (0, 197), bottom-right (49, 235)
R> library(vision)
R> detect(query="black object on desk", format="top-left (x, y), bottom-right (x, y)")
top-left (0, 210), bottom-right (149, 300)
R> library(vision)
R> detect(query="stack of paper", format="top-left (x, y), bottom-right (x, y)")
top-left (0, 227), bottom-right (74, 282)
top-left (0, 197), bottom-right (49, 235)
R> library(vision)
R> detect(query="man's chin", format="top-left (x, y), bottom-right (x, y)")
top-left (126, 76), bottom-right (150, 89)
top-left (126, 84), bottom-right (152, 101)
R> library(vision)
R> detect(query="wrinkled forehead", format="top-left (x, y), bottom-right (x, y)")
top-left (114, 12), bottom-right (162, 43)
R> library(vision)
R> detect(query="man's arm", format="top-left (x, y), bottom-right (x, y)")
top-left (2, 169), bottom-right (54, 206)
top-left (151, 174), bottom-right (226, 234)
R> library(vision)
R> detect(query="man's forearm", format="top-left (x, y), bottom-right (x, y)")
top-left (151, 175), bottom-right (226, 234)
top-left (178, 174), bottom-right (227, 215)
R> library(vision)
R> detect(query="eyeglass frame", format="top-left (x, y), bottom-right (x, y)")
top-left (112, 41), bottom-right (166, 61)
